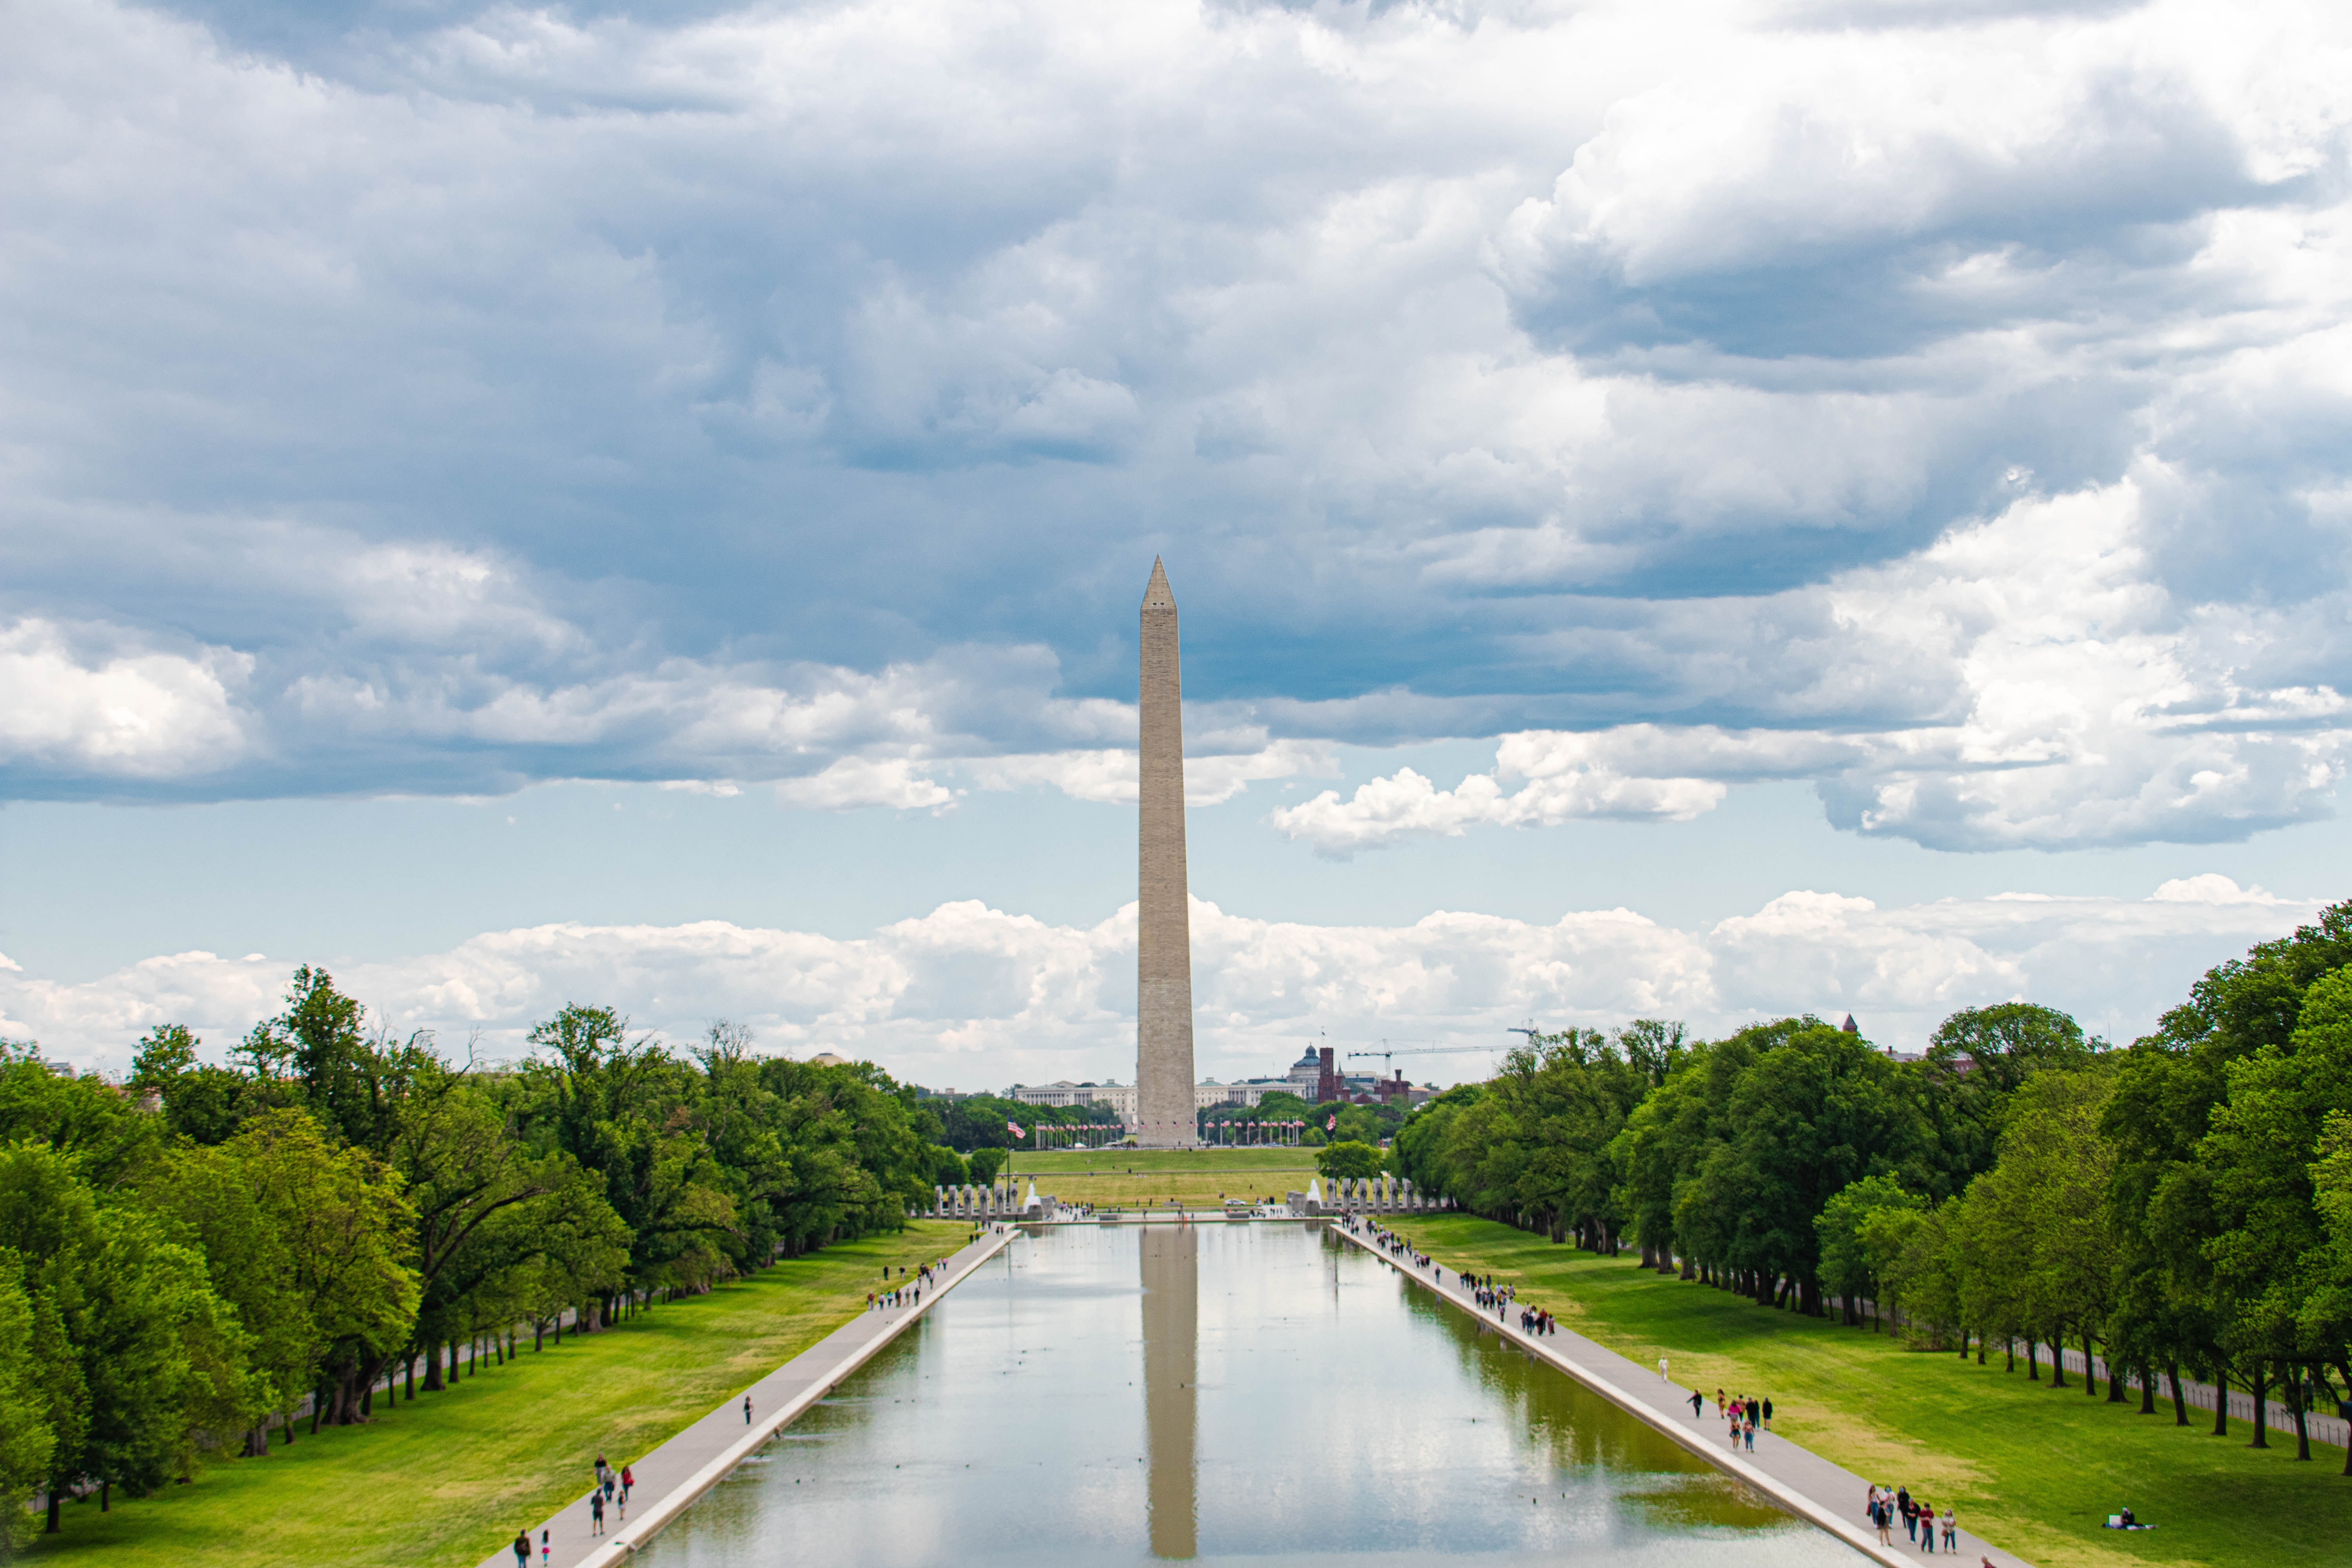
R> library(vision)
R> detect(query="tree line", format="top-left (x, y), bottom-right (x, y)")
top-left (1391, 906), bottom-right (2352, 1471)
top-left (0, 968), bottom-right (968, 1539)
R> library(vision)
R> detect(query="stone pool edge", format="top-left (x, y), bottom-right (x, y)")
top-left (1330, 1221), bottom-right (2036, 1568)
top-left (478, 1224), bottom-right (1017, 1568)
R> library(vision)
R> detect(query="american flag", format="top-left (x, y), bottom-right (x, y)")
top-left (1007, 1120), bottom-right (1026, 1139)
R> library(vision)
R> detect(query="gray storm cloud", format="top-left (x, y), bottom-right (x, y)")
top-left (4, 0), bottom-right (2350, 854)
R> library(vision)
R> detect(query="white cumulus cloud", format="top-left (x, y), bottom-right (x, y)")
top-left (2, 878), bottom-right (2319, 1086)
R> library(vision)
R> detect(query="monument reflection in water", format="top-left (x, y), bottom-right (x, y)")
top-left (1141, 1225), bottom-right (1197, 1558)
top-left (638, 1224), bottom-right (1860, 1567)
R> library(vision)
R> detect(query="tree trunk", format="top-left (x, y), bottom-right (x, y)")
top-left (2212, 1367), bottom-right (2229, 1435)
top-left (2167, 1361), bottom-right (2186, 1425)
top-left (2005, 1337), bottom-right (2014, 1372)
top-left (2250, 1363), bottom-right (2269, 1448)
top-left (2050, 1338), bottom-right (2066, 1388)
top-left (2340, 1360), bottom-right (2352, 1475)
top-left (2288, 1373), bottom-right (2311, 1461)
top-left (2138, 1364), bottom-right (2156, 1415)
top-left (2083, 1330), bottom-right (2101, 1397)
top-left (423, 1343), bottom-right (444, 1392)
top-left (44, 1489), bottom-right (58, 1534)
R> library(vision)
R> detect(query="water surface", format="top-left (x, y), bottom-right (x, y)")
top-left (642, 1223), bottom-right (1855, 1566)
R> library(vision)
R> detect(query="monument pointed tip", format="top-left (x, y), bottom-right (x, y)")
top-left (1143, 556), bottom-right (1176, 608)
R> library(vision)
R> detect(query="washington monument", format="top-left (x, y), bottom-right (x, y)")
top-left (1136, 557), bottom-right (1198, 1148)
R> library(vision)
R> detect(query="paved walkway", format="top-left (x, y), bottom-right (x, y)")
top-left (476, 1225), bottom-right (1017, 1568)
top-left (1332, 1220), bottom-right (2037, 1568)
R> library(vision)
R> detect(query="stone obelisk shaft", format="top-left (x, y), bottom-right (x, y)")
top-left (1136, 558), bottom-right (1197, 1148)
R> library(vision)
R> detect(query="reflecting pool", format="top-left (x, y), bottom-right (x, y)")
top-left (641, 1223), bottom-right (1858, 1566)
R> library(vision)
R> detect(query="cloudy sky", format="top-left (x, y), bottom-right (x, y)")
top-left (5, 0), bottom-right (2351, 1087)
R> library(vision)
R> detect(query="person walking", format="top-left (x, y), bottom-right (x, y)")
top-left (620, 1463), bottom-right (633, 1503)
top-left (744, 1394), bottom-right (754, 1425)
top-left (1941, 1507), bottom-right (1958, 1551)
top-left (513, 1529), bottom-right (532, 1567)
top-left (1688, 1388), bottom-right (1704, 1418)
top-left (595, 1454), bottom-right (610, 1494)
top-left (1874, 1498), bottom-right (1893, 1547)
top-left (1658, 1356), bottom-right (1669, 1381)
top-left (1743, 1413), bottom-right (1756, 1452)
top-left (1715, 1387), bottom-right (1726, 1419)
top-left (591, 1488), bottom-right (606, 1536)
top-left (1761, 1396), bottom-right (1773, 1430)
top-left (541, 1528), bottom-right (551, 1566)
top-left (1898, 1489), bottom-right (1917, 1543)
top-left (1918, 1498), bottom-right (1934, 1554)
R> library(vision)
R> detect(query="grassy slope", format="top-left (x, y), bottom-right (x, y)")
top-left (1388, 1215), bottom-right (2351, 1568)
top-left (28, 1221), bottom-right (965, 1568)
top-left (1011, 1148), bottom-right (1318, 1208)
top-left (1014, 1149), bottom-right (1318, 1172)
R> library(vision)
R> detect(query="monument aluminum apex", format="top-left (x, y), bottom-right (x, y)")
top-left (1136, 558), bottom-right (1197, 1147)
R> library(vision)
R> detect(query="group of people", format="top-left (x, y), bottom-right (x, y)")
top-left (1868, 1484), bottom-right (1958, 1555)
top-left (509, 1454), bottom-right (638, 1564)
top-left (867, 1258), bottom-right (948, 1312)
top-left (1343, 1217), bottom-right (1550, 1336)
top-left (1682, 1387), bottom-right (1770, 1452)
top-left (587, 1453), bottom-right (633, 1535)
top-left (1461, 1270), bottom-right (1513, 1316)
top-left (1355, 1218), bottom-right (1433, 1273)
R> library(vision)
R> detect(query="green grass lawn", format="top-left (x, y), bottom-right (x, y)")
top-left (1387, 1215), bottom-right (2351, 1568)
top-left (1013, 1148), bottom-right (1317, 1173)
top-left (1011, 1147), bottom-right (1318, 1208)
top-left (26, 1221), bottom-right (966, 1568)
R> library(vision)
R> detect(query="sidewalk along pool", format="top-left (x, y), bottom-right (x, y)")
top-left (637, 1223), bottom-right (1863, 1566)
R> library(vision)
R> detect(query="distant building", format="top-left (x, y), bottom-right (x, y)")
top-left (1285, 1045), bottom-right (1323, 1096)
top-left (1010, 1080), bottom-right (1131, 1111)
top-left (807, 1051), bottom-right (852, 1067)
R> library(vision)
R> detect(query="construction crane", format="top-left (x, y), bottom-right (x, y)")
top-left (1344, 1042), bottom-right (1503, 1070)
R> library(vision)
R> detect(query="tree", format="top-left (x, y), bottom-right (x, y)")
top-left (1711, 1022), bottom-right (1929, 1313)
top-left (236, 968), bottom-right (428, 1154)
top-left (0, 1143), bottom-right (248, 1523)
top-left (2102, 902), bottom-right (2352, 1436)
top-left (2197, 968), bottom-right (2352, 1458)
top-left (1922, 1003), bottom-right (2097, 1187)
top-left (138, 1143), bottom-right (309, 1454)
top-left (229, 1112), bottom-right (419, 1428)
top-left (131, 1024), bottom-right (289, 1146)
top-left (1316, 1142), bottom-right (1383, 1181)
top-left (0, 1042), bottom-right (164, 1187)
top-left (1815, 1175), bottom-right (1922, 1327)
top-left (0, 1251), bottom-right (58, 1547)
